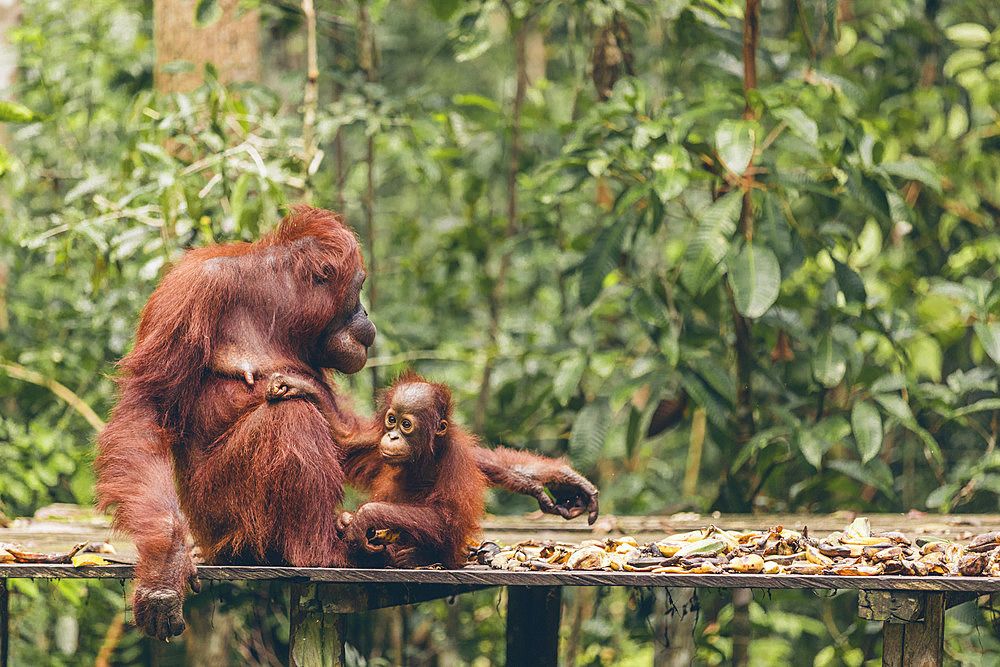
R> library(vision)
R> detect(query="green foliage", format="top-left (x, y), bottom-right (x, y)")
top-left (3, 0), bottom-right (1000, 663)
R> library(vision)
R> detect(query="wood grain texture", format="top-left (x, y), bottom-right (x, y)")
top-left (858, 590), bottom-right (924, 622)
top-left (290, 584), bottom-right (345, 667)
top-left (3, 564), bottom-right (1000, 592)
top-left (506, 586), bottom-right (561, 667)
top-left (899, 593), bottom-right (944, 667)
top-left (5, 512), bottom-right (1000, 557)
top-left (882, 622), bottom-right (904, 667)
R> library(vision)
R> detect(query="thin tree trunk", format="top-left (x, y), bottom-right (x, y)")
top-left (358, 1), bottom-right (379, 398)
top-left (729, 4), bottom-right (761, 657)
top-left (153, 0), bottom-right (260, 93)
top-left (301, 0), bottom-right (319, 198)
top-left (475, 5), bottom-right (529, 431)
top-left (730, 0), bottom-right (760, 474)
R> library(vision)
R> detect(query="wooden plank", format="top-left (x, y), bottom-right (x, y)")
top-left (873, 593), bottom-right (945, 667)
top-left (506, 586), bottom-right (561, 667)
top-left (6, 512), bottom-right (1000, 556)
top-left (882, 622), bottom-right (903, 667)
top-left (858, 590), bottom-right (925, 622)
top-left (4, 564), bottom-right (1000, 592)
top-left (899, 592), bottom-right (944, 667)
top-left (289, 584), bottom-right (345, 667)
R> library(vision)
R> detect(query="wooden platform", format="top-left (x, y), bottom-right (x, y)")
top-left (5, 510), bottom-right (1000, 667)
top-left (3, 563), bottom-right (1000, 593)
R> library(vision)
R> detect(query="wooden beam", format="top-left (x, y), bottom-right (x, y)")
top-left (289, 584), bottom-right (346, 667)
top-left (2, 563), bottom-right (1000, 594)
top-left (506, 586), bottom-right (562, 667)
top-left (880, 593), bottom-right (944, 667)
top-left (288, 582), bottom-right (490, 666)
top-left (858, 590), bottom-right (925, 622)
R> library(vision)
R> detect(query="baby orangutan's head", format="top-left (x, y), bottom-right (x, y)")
top-left (378, 378), bottom-right (451, 465)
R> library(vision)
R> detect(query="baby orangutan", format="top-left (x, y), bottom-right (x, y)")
top-left (265, 371), bottom-right (487, 569)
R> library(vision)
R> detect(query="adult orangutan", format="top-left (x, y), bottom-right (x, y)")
top-left (95, 207), bottom-right (599, 640)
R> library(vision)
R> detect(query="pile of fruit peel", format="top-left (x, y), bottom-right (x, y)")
top-left (469, 518), bottom-right (1000, 577)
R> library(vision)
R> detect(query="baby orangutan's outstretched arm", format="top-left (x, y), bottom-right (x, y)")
top-left (265, 371), bottom-right (599, 523)
top-left (473, 447), bottom-right (599, 524)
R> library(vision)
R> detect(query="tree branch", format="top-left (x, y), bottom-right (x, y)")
top-left (1, 361), bottom-right (105, 432)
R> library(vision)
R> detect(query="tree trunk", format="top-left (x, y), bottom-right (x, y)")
top-left (153, 0), bottom-right (260, 93)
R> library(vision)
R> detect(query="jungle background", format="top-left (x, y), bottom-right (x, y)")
top-left (1, 0), bottom-right (999, 664)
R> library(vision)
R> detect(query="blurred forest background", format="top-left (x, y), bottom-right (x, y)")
top-left (1, 0), bottom-right (999, 664)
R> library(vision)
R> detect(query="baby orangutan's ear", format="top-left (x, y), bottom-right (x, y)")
top-left (435, 420), bottom-right (448, 436)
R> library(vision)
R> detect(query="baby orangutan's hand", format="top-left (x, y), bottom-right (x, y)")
top-left (336, 511), bottom-right (353, 538)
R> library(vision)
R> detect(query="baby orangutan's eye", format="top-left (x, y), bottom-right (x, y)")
top-left (400, 418), bottom-right (414, 434)
top-left (385, 412), bottom-right (396, 429)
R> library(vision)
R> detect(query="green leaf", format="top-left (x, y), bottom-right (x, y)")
top-left (452, 94), bottom-right (501, 113)
top-left (851, 401), bottom-right (883, 463)
top-left (587, 155), bottom-right (612, 177)
top-left (651, 147), bottom-right (690, 203)
top-left (729, 242), bottom-right (780, 318)
top-left (678, 366), bottom-right (730, 430)
top-left (974, 322), bottom-right (1000, 365)
top-left (194, 0), bottom-right (222, 28)
top-left (160, 59), bottom-right (195, 75)
top-left (731, 426), bottom-right (791, 473)
top-left (579, 220), bottom-right (628, 307)
top-left (715, 120), bottom-right (755, 175)
top-left (812, 333), bottom-right (846, 388)
top-left (950, 398), bottom-right (1000, 419)
top-left (680, 192), bottom-right (742, 295)
top-left (833, 258), bottom-right (867, 303)
top-left (945, 23), bottom-right (992, 48)
top-left (553, 356), bottom-right (586, 405)
top-left (691, 356), bottom-right (736, 405)
top-left (847, 171), bottom-right (889, 222)
top-left (879, 160), bottom-right (943, 194)
top-left (870, 374), bottom-right (906, 395)
top-left (874, 394), bottom-right (943, 465)
top-left (774, 107), bottom-right (818, 146)
top-left (874, 393), bottom-right (912, 421)
top-left (828, 460), bottom-right (896, 499)
top-left (568, 399), bottom-right (613, 471)
top-left (0, 100), bottom-right (42, 123)
top-left (797, 429), bottom-right (825, 470)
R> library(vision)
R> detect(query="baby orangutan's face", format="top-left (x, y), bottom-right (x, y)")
top-left (379, 384), bottom-right (448, 465)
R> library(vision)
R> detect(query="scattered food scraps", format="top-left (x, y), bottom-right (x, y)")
top-left (468, 519), bottom-right (1000, 576)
